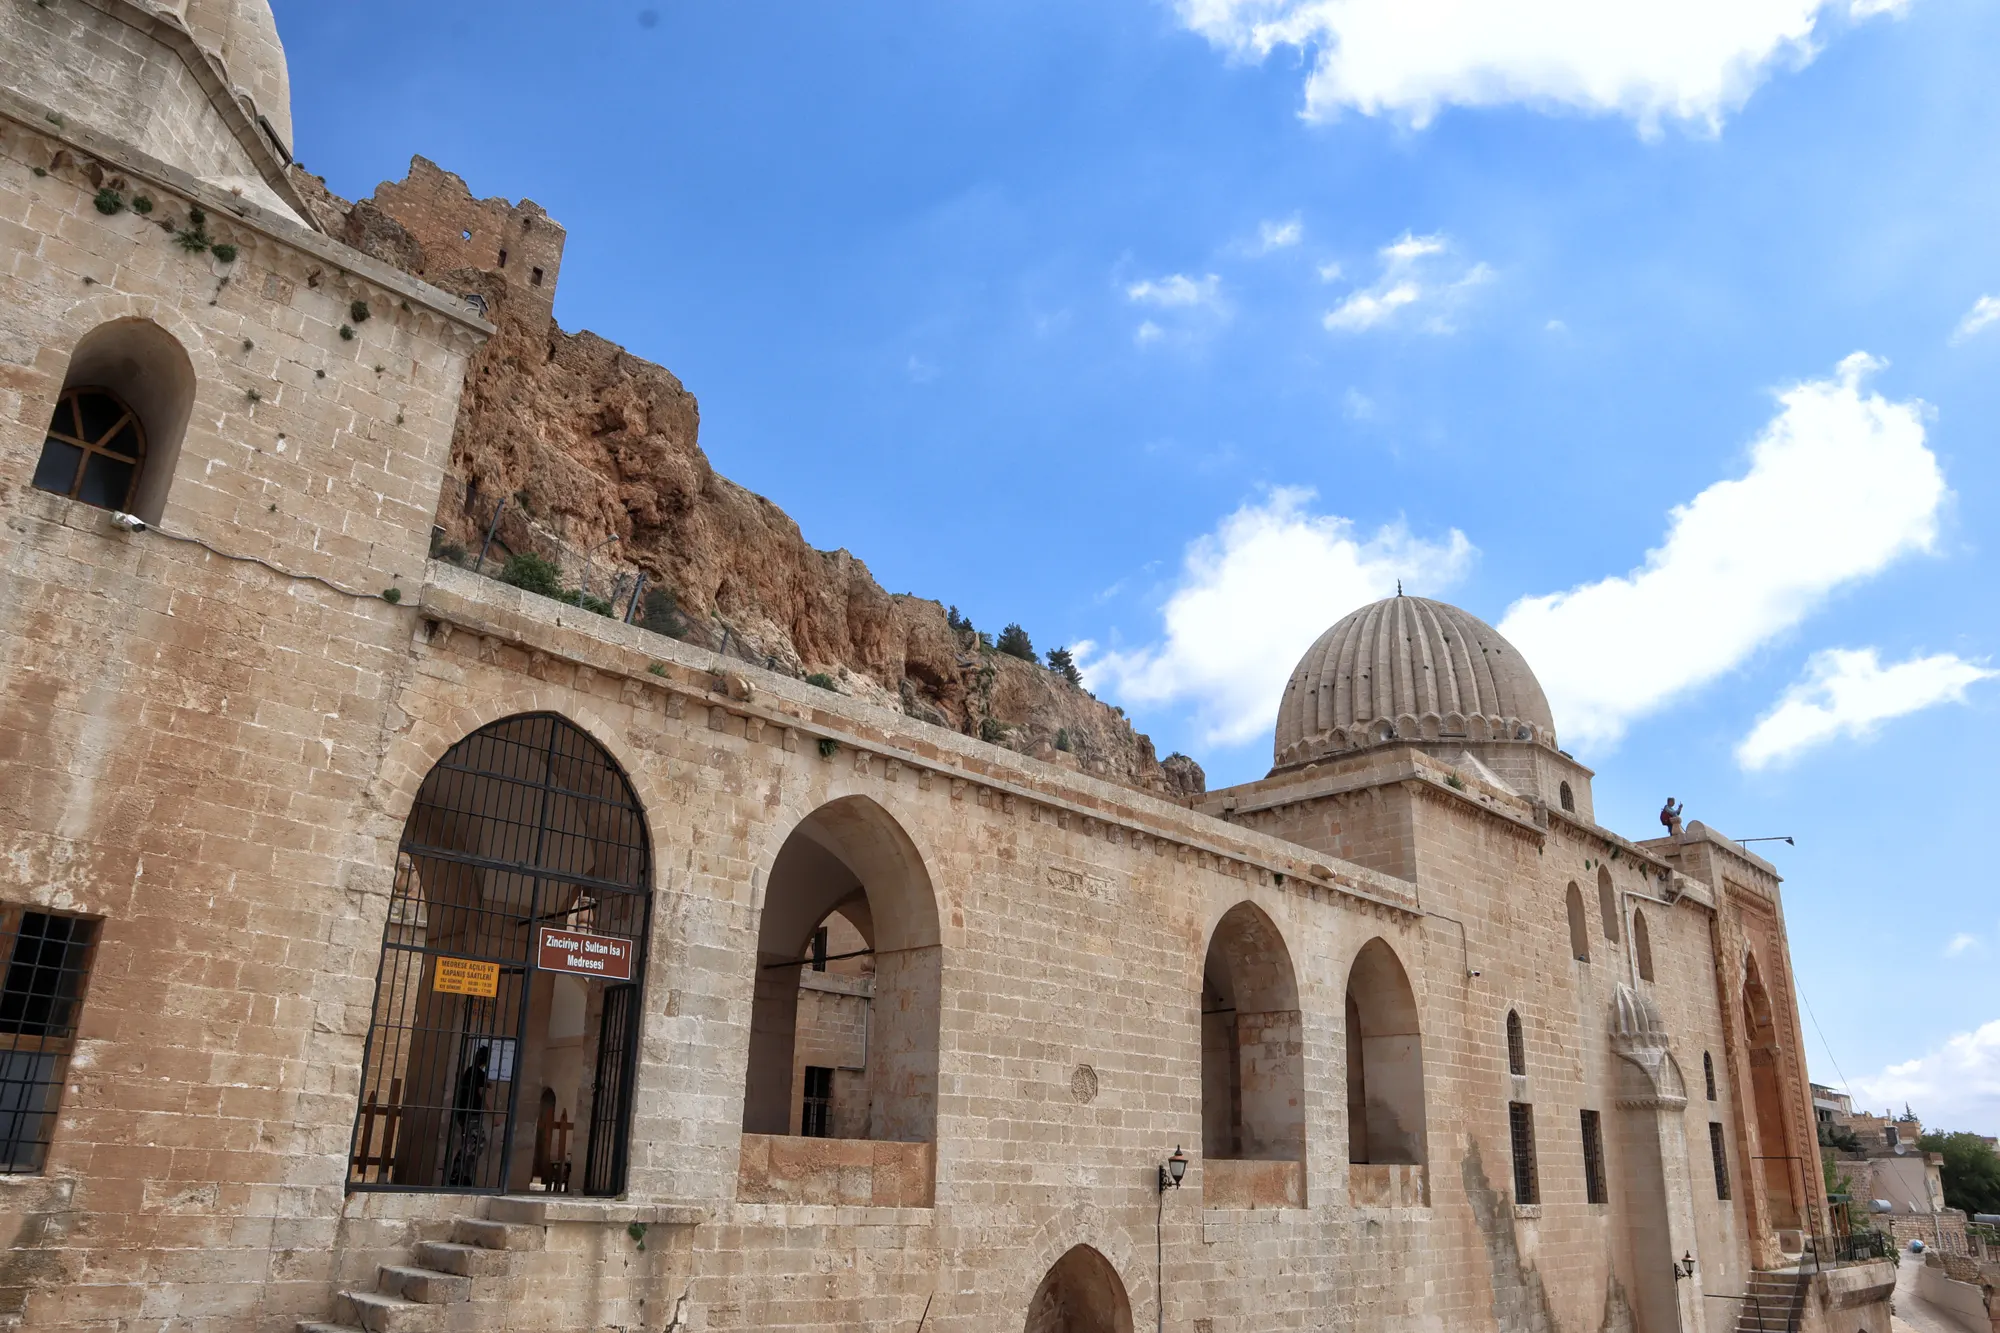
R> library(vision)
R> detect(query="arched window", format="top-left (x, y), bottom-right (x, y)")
top-left (1346, 938), bottom-right (1426, 1166)
top-left (1633, 909), bottom-right (1654, 982)
top-left (1558, 781), bottom-right (1574, 813)
top-left (1704, 1051), bottom-right (1717, 1101)
top-left (742, 796), bottom-right (940, 1194)
top-left (34, 319), bottom-right (194, 523)
top-left (1598, 865), bottom-right (1619, 942)
top-left (1506, 1010), bottom-right (1525, 1077)
top-left (1201, 903), bottom-right (1304, 1167)
top-left (1566, 882), bottom-right (1590, 962)
top-left (348, 714), bottom-right (652, 1195)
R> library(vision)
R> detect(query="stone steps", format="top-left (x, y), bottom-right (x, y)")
top-left (294, 1207), bottom-right (540, 1333)
top-left (1734, 1271), bottom-right (1809, 1333)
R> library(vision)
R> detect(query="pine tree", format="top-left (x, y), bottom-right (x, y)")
top-left (996, 623), bottom-right (1035, 661)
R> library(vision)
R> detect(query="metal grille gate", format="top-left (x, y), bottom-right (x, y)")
top-left (348, 713), bottom-right (651, 1194)
top-left (583, 983), bottom-right (636, 1196)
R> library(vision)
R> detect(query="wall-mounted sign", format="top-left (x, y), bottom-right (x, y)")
top-left (537, 926), bottom-right (636, 981)
top-left (433, 956), bottom-right (500, 997)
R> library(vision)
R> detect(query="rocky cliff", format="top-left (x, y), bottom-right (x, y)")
top-left (294, 158), bottom-right (1202, 798)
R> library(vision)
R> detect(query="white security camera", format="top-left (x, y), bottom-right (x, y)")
top-left (109, 512), bottom-right (147, 532)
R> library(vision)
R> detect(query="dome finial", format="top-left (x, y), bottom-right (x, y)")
top-left (1396, 579), bottom-right (1403, 597)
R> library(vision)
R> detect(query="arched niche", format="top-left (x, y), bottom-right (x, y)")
top-left (40, 318), bottom-right (195, 524)
top-left (1598, 865), bottom-right (1619, 942)
top-left (1634, 909), bottom-right (1655, 982)
top-left (742, 796), bottom-right (940, 1145)
top-left (1743, 951), bottom-right (1803, 1229)
top-left (1565, 882), bottom-right (1590, 962)
top-left (1024, 1245), bottom-right (1134, 1333)
top-left (1345, 937), bottom-right (1426, 1166)
top-left (1200, 902), bottom-right (1304, 1163)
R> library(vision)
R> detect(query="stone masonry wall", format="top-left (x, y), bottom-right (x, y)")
top-left (0, 105), bottom-right (483, 1330)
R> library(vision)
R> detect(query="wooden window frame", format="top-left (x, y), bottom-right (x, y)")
top-left (33, 385), bottom-right (147, 510)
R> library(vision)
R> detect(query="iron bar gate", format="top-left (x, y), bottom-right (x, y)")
top-left (348, 714), bottom-right (651, 1195)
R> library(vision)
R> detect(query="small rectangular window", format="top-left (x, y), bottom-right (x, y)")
top-left (810, 927), bottom-right (829, 972)
top-left (801, 1065), bottom-right (833, 1138)
top-left (1508, 1101), bottom-right (1538, 1205)
top-left (498, 248), bottom-right (508, 268)
top-left (1, 907), bottom-right (100, 1174)
top-left (531, 267), bottom-right (544, 286)
top-left (1709, 1122), bottom-right (1731, 1200)
top-left (1580, 1109), bottom-right (1606, 1205)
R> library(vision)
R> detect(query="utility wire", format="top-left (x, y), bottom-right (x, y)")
top-left (1799, 987), bottom-right (1853, 1096)
top-left (128, 518), bottom-right (388, 602)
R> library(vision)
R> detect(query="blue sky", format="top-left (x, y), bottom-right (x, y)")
top-left (272, 0), bottom-right (2000, 1128)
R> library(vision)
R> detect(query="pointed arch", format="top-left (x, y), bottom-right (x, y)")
top-left (1506, 1010), bottom-right (1526, 1077)
top-left (1565, 882), bottom-right (1590, 962)
top-left (1024, 1245), bottom-right (1134, 1333)
top-left (1743, 949), bottom-right (1803, 1229)
top-left (1598, 865), bottom-right (1619, 942)
top-left (1633, 908), bottom-right (1655, 982)
top-left (1345, 937), bottom-right (1426, 1166)
top-left (743, 795), bottom-right (940, 1145)
top-left (1201, 902), bottom-right (1304, 1164)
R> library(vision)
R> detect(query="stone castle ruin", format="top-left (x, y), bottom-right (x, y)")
top-left (0, 4), bottom-right (1897, 1331)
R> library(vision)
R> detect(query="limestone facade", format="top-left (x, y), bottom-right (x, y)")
top-left (0, 6), bottom-right (1885, 1333)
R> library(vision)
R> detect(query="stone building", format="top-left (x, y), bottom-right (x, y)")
top-left (0, 4), bottom-right (1895, 1332)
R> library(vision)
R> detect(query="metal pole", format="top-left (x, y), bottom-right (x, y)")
top-left (473, 498), bottom-right (507, 573)
top-left (624, 572), bottom-right (648, 625)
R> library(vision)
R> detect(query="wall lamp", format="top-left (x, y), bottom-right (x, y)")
top-left (1158, 1146), bottom-right (1187, 1193)
top-left (1671, 1251), bottom-right (1697, 1281)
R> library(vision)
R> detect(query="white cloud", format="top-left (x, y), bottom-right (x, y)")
top-left (1316, 260), bottom-right (1343, 282)
top-left (1134, 320), bottom-right (1164, 345)
top-left (1076, 487), bottom-right (1473, 745)
top-left (1324, 232), bottom-right (1490, 334)
top-left (1945, 933), bottom-right (1982, 958)
top-left (1736, 647), bottom-right (1994, 769)
top-left (1499, 353), bottom-right (1944, 748)
top-left (1127, 273), bottom-right (1225, 309)
top-left (1342, 387), bottom-right (1377, 421)
top-left (1850, 1020), bottom-right (2000, 1131)
top-left (1176, 0), bottom-right (1907, 133)
top-left (1257, 216), bottom-right (1303, 252)
top-left (1952, 295), bottom-right (2000, 344)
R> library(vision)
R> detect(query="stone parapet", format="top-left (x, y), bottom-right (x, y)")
top-left (1201, 1158), bottom-right (1306, 1210)
top-left (734, 1133), bottom-right (936, 1208)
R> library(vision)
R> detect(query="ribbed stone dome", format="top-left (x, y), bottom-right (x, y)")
top-left (1272, 595), bottom-right (1556, 769)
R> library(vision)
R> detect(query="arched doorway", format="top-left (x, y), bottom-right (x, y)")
top-left (348, 714), bottom-right (652, 1195)
top-left (742, 796), bottom-right (940, 1145)
top-left (1345, 937), bottom-right (1426, 1166)
top-left (1743, 951), bottom-right (1802, 1229)
top-left (1025, 1245), bottom-right (1134, 1333)
top-left (1201, 902), bottom-right (1304, 1164)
